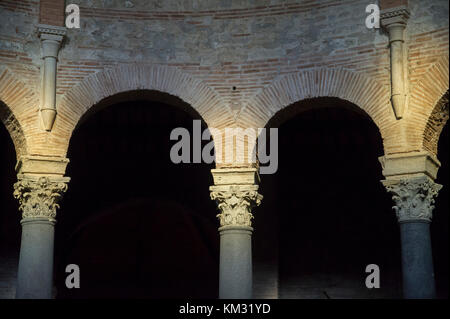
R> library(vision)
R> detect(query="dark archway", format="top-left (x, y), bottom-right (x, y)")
top-left (0, 103), bottom-right (20, 299)
top-left (432, 120), bottom-right (449, 299)
top-left (254, 97), bottom-right (401, 299)
top-left (54, 92), bottom-right (218, 298)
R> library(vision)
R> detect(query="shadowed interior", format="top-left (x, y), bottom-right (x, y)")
top-left (54, 96), bottom-right (218, 298)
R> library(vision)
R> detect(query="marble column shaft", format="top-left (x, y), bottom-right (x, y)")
top-left (211, 181), bottom-right (262, 299)
top-left (383, 175), bottom-right (442, 299)
top-left (13, 175), bottom-right (69, 299)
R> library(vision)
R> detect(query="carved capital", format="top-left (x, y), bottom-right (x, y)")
top-left (383, 176), bottom-right (442, 223)
top-left (13, 175), bottom-right (69, 222)
top-left (37, 24), bottom-right (67, 37)
top-left (37, 24), bottom-right (66, 58)
top-left (210, 185), bottom-right (262, 227)
top-left (381, 7), bottom-right (410, 30)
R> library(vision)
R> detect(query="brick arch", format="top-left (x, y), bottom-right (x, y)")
top-left (422, 91), bottom-right (449, 156)
top-left (0, 66), bottom-right (35, 159)
top-left (240, 68), bottom-right (392, 149)
top-left (44, 64), bottom-right (230, 157)
top-left (407, 55), bottom-right (449, 156)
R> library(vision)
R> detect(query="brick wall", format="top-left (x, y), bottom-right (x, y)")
top-left (0, 0), bottom-right (448, 158)
top-left (380, 0), bottom-right (408, 10)
top-left (0, 0), bottom-right (448, 301)
top-left (39, 0), bottom-right (64, 26)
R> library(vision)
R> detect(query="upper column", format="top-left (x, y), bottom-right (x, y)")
top-left (37, 24), bottom-right (66, 131)
top-left (381, 3), bottom-right (410, 119)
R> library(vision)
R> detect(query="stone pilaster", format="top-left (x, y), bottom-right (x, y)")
top-left (37, 24), bottom-right (66, 131)
top-left (381, 5), bottom-right (410, 119)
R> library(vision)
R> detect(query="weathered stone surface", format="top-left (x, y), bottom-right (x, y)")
top-left (0, 0), bottom-right (448, 158)
top-left (379, 151), bottom-right (441, 180)
top-left (13, 175), bottom-right (69, 221)
top-left (382, 175), bottom-right (442, 223)
top-left (15, 155), bottom-right (70, 176)
top-left (210, 168), bottom-right (261, 227)
top-left (211, 184), bottom-right (262, 227)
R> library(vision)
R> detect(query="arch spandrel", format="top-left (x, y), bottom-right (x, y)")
top-left (0, 66), bottom-right (34, 159)
top-left (32, 64), bottom-right (232, 157)
top-left (240, 68), bottom-right (393, 154)
top-left (407, 55), bottom-right (449, 156)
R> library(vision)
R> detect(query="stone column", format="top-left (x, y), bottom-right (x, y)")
top-left (383, 176), bottom-right (441, 299)
top-left (381, 5), bottom-right (409, 119)
top-left (13, 174), bottom-right (69, 299)
top-left (210, 168), bottom-right (262, 299)
top-left (380, 152), bottom-right (442, 299)
top-left (37, 24), bottom-right (66, 131)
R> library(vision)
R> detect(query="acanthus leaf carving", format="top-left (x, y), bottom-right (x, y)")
top-left (383, 176), bottom-right (442, 223)
top-left (210, 185), bottom-right (262, 227)
top-left (13, 175), bottom-right (69, 221)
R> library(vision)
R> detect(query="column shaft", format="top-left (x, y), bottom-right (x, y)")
top-left (210, 168), bottom-right (262, 300)
top-left (400, 221), bottom-right (436, 298)
top-left (16, 218), bottom-right (55, 299)
top-left (13, 174), bottom-right (69, 299)
top-left (219, 226), bottom-right (253, 299)
top-left (382, 175), bottom-right (441, 299)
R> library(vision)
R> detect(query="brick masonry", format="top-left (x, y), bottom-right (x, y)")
top-left (39, 0), bottom-right (64, 26)
top-left (0, 0), bottom-right (448, 160)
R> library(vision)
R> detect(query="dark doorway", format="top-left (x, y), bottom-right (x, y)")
top-left (0, 105), bottom-right (20, 299)
top-left (254, 98), bottom-right (402, 298)
top-left (432, 120), bottom-right (449, 299)
top-left (54, 92), bottom-right (218, 298)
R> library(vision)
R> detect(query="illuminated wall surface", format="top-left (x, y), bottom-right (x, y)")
top-left (0, 0), bottom-right (448, 299)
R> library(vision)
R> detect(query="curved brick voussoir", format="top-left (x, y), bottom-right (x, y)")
top-left (240, 68), bottom-right (393, 152)
top-left (0, 66), bottom-right (37, 159)
top-left (43, 64), bottom-right (231, 157)
top-left (407, 56), bottom-right (449, 156)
